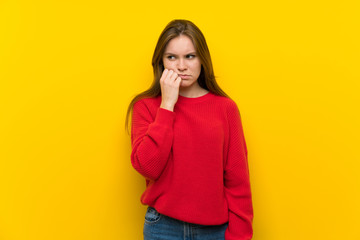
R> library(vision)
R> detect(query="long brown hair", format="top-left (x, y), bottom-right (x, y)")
top-left (125, 19), bottom-right (230, 135)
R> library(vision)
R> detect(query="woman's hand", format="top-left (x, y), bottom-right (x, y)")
top-left (159, 69), bottom-right (182, 112)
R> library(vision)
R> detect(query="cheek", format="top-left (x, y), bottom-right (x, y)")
top-left (192, 62), bottom-right (202, 73)
top-left (163, 59), bottom-right (175, 69)
top-left (190, 60), bottom-right (201, 70)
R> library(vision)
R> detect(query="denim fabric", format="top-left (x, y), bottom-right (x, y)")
top-left (143, 206), bottom-right (228, 240)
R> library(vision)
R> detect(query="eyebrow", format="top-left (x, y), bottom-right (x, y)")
top-left (164, 52), bottom-right (197, 56)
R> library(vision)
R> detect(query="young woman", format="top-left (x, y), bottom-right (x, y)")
top-left (125, 19), bottom-right (253, 240)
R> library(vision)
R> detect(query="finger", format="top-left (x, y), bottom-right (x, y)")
top-left (175, 76), bottom-right (182, 86)
top-left (166, 69), bottom-right (174, 79)
top-left (160, 69), bottom-right (169, 82)
top-left (169, 71), bottom-right (178, 82)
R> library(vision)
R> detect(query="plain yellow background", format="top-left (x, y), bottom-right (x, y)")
top-left (1, 0), bottom-right (359, 239)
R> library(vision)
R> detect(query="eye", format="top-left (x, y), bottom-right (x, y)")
top-left (167, 56), bottom-right (175, 60)
top-left (187, 54), bottom-right (195, 59)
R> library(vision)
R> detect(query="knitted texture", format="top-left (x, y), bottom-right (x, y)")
top-left (130, 92), bottom-right (253, 240)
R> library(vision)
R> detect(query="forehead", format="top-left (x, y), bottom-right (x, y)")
top-left (164, 35), bottom-right (196, 53)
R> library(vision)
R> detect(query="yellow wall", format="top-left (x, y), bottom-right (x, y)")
top-left (1, 0), bottom-right (359, 239)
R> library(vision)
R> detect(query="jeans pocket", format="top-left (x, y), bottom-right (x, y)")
top-left (144, 206), bottom-right (162, 225)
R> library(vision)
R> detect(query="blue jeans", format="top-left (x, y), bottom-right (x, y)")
top-left (143, 206), bottom-right (229, 240)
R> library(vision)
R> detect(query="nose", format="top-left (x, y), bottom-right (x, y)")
top-left (177, 58), bottom-right (187, 72)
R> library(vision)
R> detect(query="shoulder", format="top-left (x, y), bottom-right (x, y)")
top-left (133, 95), bottom-right (161, 111)
top-left (212, 94), bottom-right (239, 114)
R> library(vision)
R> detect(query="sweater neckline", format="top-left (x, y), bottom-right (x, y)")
top-left (177, 91), bottom-right (213, 104)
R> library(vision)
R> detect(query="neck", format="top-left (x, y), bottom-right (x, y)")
top-left (179, 84), bottom-right (209, 98)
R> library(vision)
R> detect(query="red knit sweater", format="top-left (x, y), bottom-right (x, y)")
top-left (130, 91), bottom-right (253, 240)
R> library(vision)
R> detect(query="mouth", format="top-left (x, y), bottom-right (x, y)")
top-left (178, 74), bottom-right (191, 79)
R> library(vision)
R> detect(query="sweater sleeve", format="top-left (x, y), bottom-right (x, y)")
top-left (130, 100), bottom-right (176, 181)
top-left (224, 101), bottom-right (253, 240)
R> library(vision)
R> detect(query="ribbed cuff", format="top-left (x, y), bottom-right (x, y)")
top-left (155, 107), bottom-right (176, 126)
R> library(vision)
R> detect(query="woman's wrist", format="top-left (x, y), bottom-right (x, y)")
top-left (160, 102), bottom-right (174, 112)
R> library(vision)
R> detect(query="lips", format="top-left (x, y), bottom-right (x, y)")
top-left (178, 74), bottom-right (191, 79)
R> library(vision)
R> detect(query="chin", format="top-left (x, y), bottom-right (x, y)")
top-left (180, 82), bottom-right (192, 87)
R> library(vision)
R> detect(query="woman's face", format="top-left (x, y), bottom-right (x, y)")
top-left (162, 35), bottom-right (202, 89)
